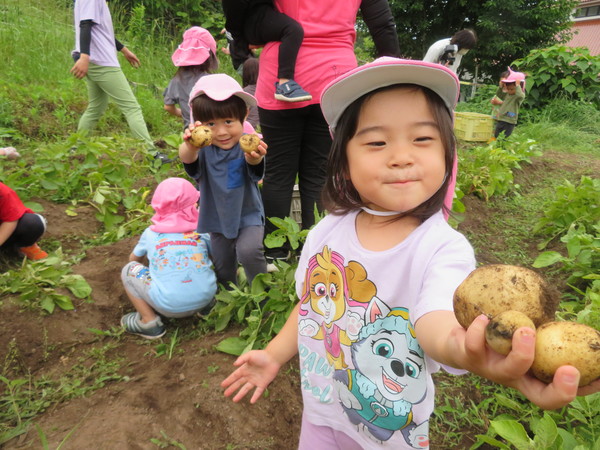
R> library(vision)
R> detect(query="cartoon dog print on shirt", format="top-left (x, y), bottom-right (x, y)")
top-left (298, 246), bottom-right (375, 369)
top-left (333, 299), bottom-right (429, 448)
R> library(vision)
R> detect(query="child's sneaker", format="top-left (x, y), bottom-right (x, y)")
top-left (19, 244), bottom-right (48, 260)
top-left (274, 80), bottom-right (312, 102)
top-left (120, 312), bottom-right (166, 339)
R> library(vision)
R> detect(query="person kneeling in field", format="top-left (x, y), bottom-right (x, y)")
top-left (120, 177), bottom-right (218, 339)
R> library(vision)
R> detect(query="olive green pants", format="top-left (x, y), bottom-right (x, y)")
top-left (78, 64), bottom-right (153, 148)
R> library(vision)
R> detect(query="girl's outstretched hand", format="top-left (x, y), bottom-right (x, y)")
top-left (221, 350), bottom-right (282, 404)
top-left (460, 315), bottom-right (599, 410)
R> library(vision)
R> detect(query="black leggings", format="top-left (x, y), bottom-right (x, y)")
top-left (259, 105), bottom-right (332, 255)
top-left (244, 6), bottom-right (304, 80)
top-left (1, 213), bottom-right (46, 249)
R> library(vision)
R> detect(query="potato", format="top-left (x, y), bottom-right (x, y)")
top-left (531, 321), bottom-right (600, 387)
top-left (239, 134), bottom-right (260, 154)
top-left (485, 310), bottom-right (535, 355)
top-left (190, 125), bottom-right (212, 148)
top-left (454, 264), bottom-right (558, 329)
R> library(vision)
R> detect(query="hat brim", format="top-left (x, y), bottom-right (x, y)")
top-left (192, 88), bottom-right (257, 108)
top-left (171, 47), bottom-right (211, 67)
top-left (321, 58), bottom-right (459, 131)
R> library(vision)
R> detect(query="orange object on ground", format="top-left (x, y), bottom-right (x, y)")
top-left (19, 244), bottom-right (48, 260)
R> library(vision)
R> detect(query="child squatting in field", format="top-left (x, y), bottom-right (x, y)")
top-left (0, 182), bottom-right (48, 261)
top-left (221, 58), bottom-right (600, 449)
top-left (179, 74), bottom-right (268, 288)
top-left (120, 177), bottom-right (217, 339)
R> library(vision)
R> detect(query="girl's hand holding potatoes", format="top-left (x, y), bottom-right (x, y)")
top-left (453, 264), bottom-right (600, 409)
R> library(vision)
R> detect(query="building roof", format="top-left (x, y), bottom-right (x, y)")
top-left (566, 18), bottom-right (600, 55)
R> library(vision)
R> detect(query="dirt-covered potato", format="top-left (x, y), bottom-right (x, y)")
top-left (453, 264), bottom-right (558, 329)
top-left (485, 310), bottom-right (536, 355)
top-left (239, 134), bottom-right (261, 154)
top-left (189, 125), bottom-right (212, 148)
top-left (531, 321), bottom-right (600, 387)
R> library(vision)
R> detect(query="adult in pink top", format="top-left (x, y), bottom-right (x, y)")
top-left (257, 0), bottom-right (400, 261)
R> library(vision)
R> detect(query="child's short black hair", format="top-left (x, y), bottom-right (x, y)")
top-left (450, 29), bottom-right (477, 50)
top-left (242, 57), bottom-right (259, 88)
top-left (190, 94), bottom-right (248, 124)
top-left (322, 84), bottom-right (456, 223)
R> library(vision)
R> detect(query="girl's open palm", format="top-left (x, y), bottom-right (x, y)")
top-left (221, 350), bottom-right (281, 404)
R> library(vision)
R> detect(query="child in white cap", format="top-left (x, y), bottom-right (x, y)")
top-left (221, 57), bottom-right (598, 448)
top-left (179, 74), bottom-right (268, 288)
top-left (120, 177), bottom-right (217, 339)
top-left (164, 27), bottom-right (219, 130)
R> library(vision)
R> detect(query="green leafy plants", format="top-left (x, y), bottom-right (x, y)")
top-left (533, 176), bottom-right (600, 250)
top-left (0, 250), bottom-right (92, 313)
top-left (457, 137), bottom-right (541, 201)
top-left (201, 265), bottom-right (298, 356)
top-left (513, 45), bottom-right (600, 110)
top-left (474, 393), bottom-right (600, 449)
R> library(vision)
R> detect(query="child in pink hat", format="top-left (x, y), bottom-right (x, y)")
top-left (120, 177), bottom-right (217, 339)
top-left (179, 74), bottom-right (268, 288)
top-left (164, 27), bottom-right (219, 130)
top-left (491, 67), bottom-right (526, 138)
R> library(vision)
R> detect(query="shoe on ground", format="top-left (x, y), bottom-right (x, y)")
top-left (266, 262), bottom-right (279, 273)
top-left (152, 151), bottom-right (174, 164)
top-left (274, 80), bottom-right (312, 102)
top-left (120, 312), bottom-right (166, 339)
top-left (19, 244), bottom-right (48, 260)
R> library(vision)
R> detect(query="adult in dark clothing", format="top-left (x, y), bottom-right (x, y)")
top-left (252, 0), bottom-right (400, 264)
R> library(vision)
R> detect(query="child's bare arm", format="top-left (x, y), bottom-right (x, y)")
top-left (0, 220), bottom-right (18, 247)
top-left (129, 252), bottom-right (144, 263)
top-left (415, 311), bottom-right (598, 409)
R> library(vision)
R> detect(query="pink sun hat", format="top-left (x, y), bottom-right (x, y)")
top-left (150, 178), bottom-right (200, 233)
top-left (503, 67), bottom-right (526, 83)
top-left (171, 27), bottom-right (217, 67)
top-left (188, 74), bottom-right (257, 125)
top-left (321, 57), bottom-right (460, 132)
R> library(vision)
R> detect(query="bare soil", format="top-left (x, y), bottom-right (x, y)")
top-left (1, 149), bottom-right (598, 449)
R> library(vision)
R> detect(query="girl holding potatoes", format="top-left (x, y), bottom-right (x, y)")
top-left (179, 74), bottom-right (268, 288)
top-left (221, 58), bottom-right (599, 449)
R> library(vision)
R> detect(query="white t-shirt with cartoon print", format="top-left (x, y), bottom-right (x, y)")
top-left (294, 210), bottom-right (476, 449)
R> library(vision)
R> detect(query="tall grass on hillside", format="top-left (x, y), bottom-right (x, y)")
top-left (0, 0), bottom-right (235, 144)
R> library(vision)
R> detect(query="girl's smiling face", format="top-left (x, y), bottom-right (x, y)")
top-left (346, 87), bottom-right (446, 214)
top-left (203, 117), bottom-right (244, 150)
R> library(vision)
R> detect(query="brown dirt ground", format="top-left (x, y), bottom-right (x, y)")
top-left (1, 149), bottom-right (598, 449)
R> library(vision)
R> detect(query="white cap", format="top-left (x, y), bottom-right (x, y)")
top-left (321, 57), bottom-right (460, 131)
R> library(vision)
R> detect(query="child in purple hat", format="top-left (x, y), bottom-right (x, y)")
top-left (164, 27), bottom-right (219, 130)
top-left (120, 177), bottom-right (217, 339)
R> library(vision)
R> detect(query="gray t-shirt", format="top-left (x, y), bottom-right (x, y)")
top-left (163, 71), bottom-right (208, 129)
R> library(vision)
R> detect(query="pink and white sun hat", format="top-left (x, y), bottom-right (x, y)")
top-left (321, 57), bottom-right (460, 132)
top-left (503, 67), bottom-right (526, 83)
top-left (150, 178), bottom-right (200, 233)
top-left (189, 73), bottom-right (257, 108)
top-left (188, 74), bottom-right (257, 125)
top-left (171, 26), bottom-right (217, 67)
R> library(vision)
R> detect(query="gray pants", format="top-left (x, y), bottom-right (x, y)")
top-left (210, 225), bottom-right (267, 287)
top-left (121, 261), bottom-right (201, 318)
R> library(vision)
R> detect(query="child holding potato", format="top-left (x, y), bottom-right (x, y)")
top-left (178, 74), bottom-right (268, 288)
top-left (221, 58), bottom-right (599, 449)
